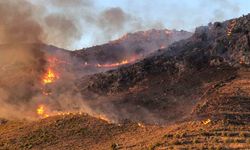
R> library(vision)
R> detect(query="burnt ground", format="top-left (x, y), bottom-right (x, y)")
top-left (73, 29), bottom-right (192, 65)
top-left (77, 13), bottom-right (250, 124)
top-left (78, 65), bottom-right (237, 124)
top-left (0, 65), bottom-right (241, 150)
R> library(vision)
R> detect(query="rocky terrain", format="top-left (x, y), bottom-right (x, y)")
top-left (78, 14), bottom-right (250, 124)
top-left (1, 14), bottom-right (250, 150)
top-left (73, 29), bottom-right (192, 65)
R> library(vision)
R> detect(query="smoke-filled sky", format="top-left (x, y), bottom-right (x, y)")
top-left (3, 0), bottom-right (250, 49)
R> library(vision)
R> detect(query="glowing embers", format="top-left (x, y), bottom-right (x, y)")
top-left (42, 68), bottom-right (59, 84)
top-left (97, 60), bottom-right (129, 68)
top-left (137, 122), bottom-right (145, 128)
top-left (202, 119), bottom-right (211, 125)
top-left (227, 20), bottom-right (237, 36)
top-left (98, 114), bottom-right (112, 123)
top-left (36, 105), bottom-right (49, 118)
top-left (96, 57), bottom-right (138, 68)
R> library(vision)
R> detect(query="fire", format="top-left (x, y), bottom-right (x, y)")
top-left (42, 68), bottom-right (59, 84)
top-left (202, 119), bottom-right (211, 125)
top-left (96, 57), bottom-right (139, 68)
top-left (47, 57), bottom-right (69, 66)
top-left (97, 60), bottom-right (129, 68)
top-left (227, 20), bottom-right (237, 36)
top-left (36, 57), bottom-right (60, 119)
top-left (36, 105), bottom-right (49, 118)
top-left (137, 123), bottom-right (145, 128)
top-left (37, 105), bottom-right (44, 115)
top-left (98, 115), bottom-right (112, 123)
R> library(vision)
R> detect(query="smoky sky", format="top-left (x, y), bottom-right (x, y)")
top-left (0, 0), bottom-right (246, 49)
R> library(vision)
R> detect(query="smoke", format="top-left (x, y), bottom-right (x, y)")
top-left (207, 0), bottom-right (240, 21)
top-left (96, 7), bottom-right (130, 41)
top-left (0, 44), bottom-right (46, 119)
top-left (0, 0), bottom-right (191, 121)
top-left (39, 0), bottom-right (165, 48)
top-left (0, 0), bottom-right (242, 122)
top-left (0, 0), bottom-right (242, 49)
top-left (44, 14), bottom-right (81, 48)
top-left (0, 1), bottom-right (43, 44)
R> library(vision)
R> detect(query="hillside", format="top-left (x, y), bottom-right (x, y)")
top-left (0, 114), bottom-right (249, 149)
top-left (1, 14), bottom-right (250, 150)
top-left (73, 29), bottom-right (192, 65)
top-left (78, 14), bottom-right (250, 124)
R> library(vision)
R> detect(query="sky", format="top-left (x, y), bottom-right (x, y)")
top-left (32, 0), bottom-right (250, 49)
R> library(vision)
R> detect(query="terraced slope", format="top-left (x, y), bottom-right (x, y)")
top-left (76, 14), bottom-right (250, 124)
top-left (0, 114), bottom-right (249, 149)
top-left (194, 68), bottom-right (250, 124)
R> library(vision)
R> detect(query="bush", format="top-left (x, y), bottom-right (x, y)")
top-left (224, 138), bottom-right (234, 143)
top-left (193, 139), bottom-right (199, 144)
top-left (163, 134), bottom-right (173, 138)
top-left (149, 142), bottom-right (162, 150)
top-left (111, 143), bottom-right (119, 150)
top-left (235, 138), bottom-right (246, 143)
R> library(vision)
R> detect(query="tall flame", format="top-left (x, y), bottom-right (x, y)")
top-left (37, 57), bottom-right (60, 118)
top-left (227, 20), bottom-right (236, 36)
top-left (42, 68), bottom-right (59, 84)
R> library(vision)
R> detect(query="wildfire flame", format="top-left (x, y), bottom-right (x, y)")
top-left (36, 105), bottom-right (49, 118)
top-left (96, 56), bottom-right (139, 68)
top-left (36, 57), bottom-right (61, 118)
top-left (202, 119), bottom-right (211, 125)
top-left (97, 60), bottom-right (129, 68)
top-left (98, 115), bottom-right (112, 123)
top-left (42, 68), bottom-right (59, 84)
top-left (137, 123), bottom-right (145, 128)
top-left (227, 20), bottom-right (236, 36)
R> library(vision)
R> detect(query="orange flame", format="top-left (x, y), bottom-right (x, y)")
top-left (227, 20), bottom-right (236, 36)
top-left (97, 60), bottom-right (129, 68)
top-left (42, 68), bottom-right (59, 84)
top-left (98, 115), bottom-right (112, 123)
top-left (96, 56), bottom-right (139, 68)
top-left (36, 105), bottom-right (49, 118)
top-left (137, 123), bottom-right (145, 128)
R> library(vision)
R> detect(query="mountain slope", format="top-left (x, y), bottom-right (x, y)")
top-left (0, 114), bottom-right (249, 149)
top-left (1, 14), bottom-right (250, 150)
top-left (73, 29), bottom-right (192, 65)
top-left (193, 67), bottom-right (250, 124)
top-left (78, 14), bottom-right (250, 124)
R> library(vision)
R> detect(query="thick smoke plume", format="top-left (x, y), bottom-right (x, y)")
top-left (0, 0), bottom-right (45, 119)
top-left (0, 0), bottom-right (166, 121)
top-left (0, 1), bottom-right (43, 44)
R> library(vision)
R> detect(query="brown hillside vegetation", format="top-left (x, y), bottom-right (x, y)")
top-left (0, 114), bottom-right (249, 149)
